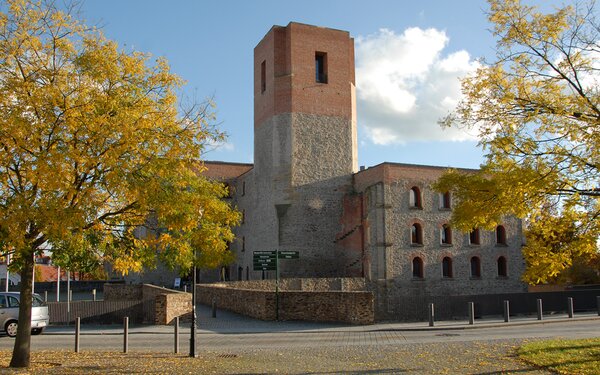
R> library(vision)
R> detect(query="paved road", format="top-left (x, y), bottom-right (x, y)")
top-left (1, 305), bottom-right (598, 352)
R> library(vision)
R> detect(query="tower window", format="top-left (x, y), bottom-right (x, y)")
top-left (315, 52), bottom-right (327, 83)
top-left (261, 60), bottom-right (266, 93)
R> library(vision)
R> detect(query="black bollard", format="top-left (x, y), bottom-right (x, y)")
top-left (174, 317), bottom-right (179, 354)
top-left (503, 300), bottom-right (510, 322)
top-left (123, 317), bottom-right (129, 353)
top-left (537, 299), bottom-right (543, 321)
top-left (567, 297), bottom-right (574, 318)
top-left (428, 303), bottom-right (435, 327)
top-left (468, 302), bottom-right (475, 325)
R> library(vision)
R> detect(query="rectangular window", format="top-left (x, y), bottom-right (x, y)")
top-left (261, 60), bottom-right (266, 93)
top-left (315, 52), bottom-right (327, 83)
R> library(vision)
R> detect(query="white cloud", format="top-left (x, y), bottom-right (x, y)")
top-left (356, 27), bottom-right (480, 145)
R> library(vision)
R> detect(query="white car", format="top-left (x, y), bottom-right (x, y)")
top-left (0, 292), bottom-right (49, 337)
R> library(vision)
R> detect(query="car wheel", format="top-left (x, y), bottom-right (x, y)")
top-left (5, 320), bottom-right (18, 338)
top-left (31, 328), bottom-right (44, 335)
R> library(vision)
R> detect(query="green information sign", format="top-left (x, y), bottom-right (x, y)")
top-left (253, 251), bottom-right (277, 271)
top-left (278, 251), bottom-right (299, 259)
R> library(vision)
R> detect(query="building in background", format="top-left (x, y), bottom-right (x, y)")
top-left (129, 22), bottom-right (527, 304)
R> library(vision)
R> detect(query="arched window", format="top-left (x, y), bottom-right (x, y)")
top-left (440, 191), bottom-right (451, 209)
top-left (469, 228), bottom-right (480, 245)
top-left (409, 187), bottom-right (422, 208)
top-left (496, 225), bottom-right (507, 245)
top-left (411, 223), bottom-right (423, 245)
top-left (470, 257), bottom-right (481, 278)
top-left (442, 257), bottom-right (453, 278)
top-left (440, 224), bottom-right (452, 245)
top-left (497, 256), bottom-right (507, 277)
top-left (238, 266), bottom-right (243, 281)
top-left (412, 257), bottom-right (424, 278)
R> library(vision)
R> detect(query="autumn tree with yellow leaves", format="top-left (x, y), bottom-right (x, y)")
top-left (435, 0), bottom-right (599, 285)
top-left (0, 0), bottom-right (239, 367)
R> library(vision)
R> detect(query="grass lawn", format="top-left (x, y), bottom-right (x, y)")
top-left (518, 337), bottom-right (600, 375)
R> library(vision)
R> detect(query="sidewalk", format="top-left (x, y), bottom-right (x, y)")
top-left (44, 304), bottom-right (600, 335)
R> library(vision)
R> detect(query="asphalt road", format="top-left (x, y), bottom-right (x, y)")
top-left (1, 319), bottom-right (598, 353)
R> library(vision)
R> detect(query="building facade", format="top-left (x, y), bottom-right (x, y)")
top-left (126, 22), bottom-right (527, 310)
top-left (203, 22), bottom-right (527, 301)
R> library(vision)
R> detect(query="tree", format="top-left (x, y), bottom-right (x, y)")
top-left (0, 0), bottom-right (239, 367)
top-left (435, 0), bottom-right (599, 285)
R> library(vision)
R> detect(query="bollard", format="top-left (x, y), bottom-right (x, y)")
top-left (503, 300), bottom-right (510, 322)
top-left (174, 316), bottom-right (179, 354)
top-left (567, 297), bottom-right (574, 318)
top-left (468, 302), bottom-right (475, 325)
top-left (212, 298), bottom-right (217, 318)
top-left (123, 317), bottom-right (129, 353)
top-left (428, 303), bottom-right (435, 327)
top-left (44, 291), bottom-right (48, 303)
top-left (75, 317), bottom-right (80, 353)
top-left (184, 285), bottom-right (187, 293)
top-left (92, 289), bottom-right (96, 301)
top-left (537, 299), bottom-right (543, 320)
top-left (597, 296), bottom-right (600, 316)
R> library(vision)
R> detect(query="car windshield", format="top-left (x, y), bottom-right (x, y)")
top-left (32, 295), bottom-right (46, 307)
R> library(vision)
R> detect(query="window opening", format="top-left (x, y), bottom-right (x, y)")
top-left (442, 257), bottom-right (453, 278)
top-left (412, 257), bottom-right (424, 278)
top-left (411, 223), bottom-right (423, 245)
top-left (261, 60), bottom-right (266, 93)
top-left (497, 256), bottom-right (507, 277)
top-left (315, 52), bottom-right (327, 83)
top-left (470, 257), bottom-right (481, 278)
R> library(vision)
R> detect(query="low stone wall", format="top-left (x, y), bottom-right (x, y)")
top-left (155, 292), bottom-right (192, 325)
top-left (212, 277), bottom-right (366, 292)
top-left (104, 284), bottom-right (143, 301)
top-left (103, 283), bottom-right (190, 324)
top-left (197, 278), bottom-right (374, 324)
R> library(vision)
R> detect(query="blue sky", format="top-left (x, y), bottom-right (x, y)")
top-left (77, 0), bottom-right (559, 169)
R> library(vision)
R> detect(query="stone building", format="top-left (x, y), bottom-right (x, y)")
top-left (201, 22), bottom-right (527, 302)
top-left (125, 22), bottom-right (526, 311)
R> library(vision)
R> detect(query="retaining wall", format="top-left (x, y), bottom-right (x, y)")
top-left (197, 278), bottom-right (374, 324)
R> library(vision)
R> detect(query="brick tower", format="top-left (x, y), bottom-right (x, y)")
top-left (250, 22), bottom-right (358, 276)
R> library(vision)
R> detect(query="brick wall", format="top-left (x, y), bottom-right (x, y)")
top-left (197, 278), bottom-right (374, 324)
top-left (104, 284), bottom-right (143, 300)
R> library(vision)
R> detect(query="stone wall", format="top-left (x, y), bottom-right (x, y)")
top-left (104, 284), bottom-right (143, 301)
top-left (212, 277), bottom-right (366, 291)
top-left (197, 278), bottom-right (374, 324)
top-left (155, 292), bottom-right (192, 325)
top-left (104, 283), bottom-right (191, 324)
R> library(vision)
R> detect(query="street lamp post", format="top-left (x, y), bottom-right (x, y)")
top-left (189, 263), bottom-right (197, 358)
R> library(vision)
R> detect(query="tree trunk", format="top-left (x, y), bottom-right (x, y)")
top-left (10, 253), bottom-right (34, 368)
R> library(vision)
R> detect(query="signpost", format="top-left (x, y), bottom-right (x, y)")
top-left (252, 250), bottom-right (300, 320)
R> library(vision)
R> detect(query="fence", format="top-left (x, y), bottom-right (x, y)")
top-left (380, 289), bottom-right (600, 321)
top-left (47, 300), bottom-right (151, 325)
